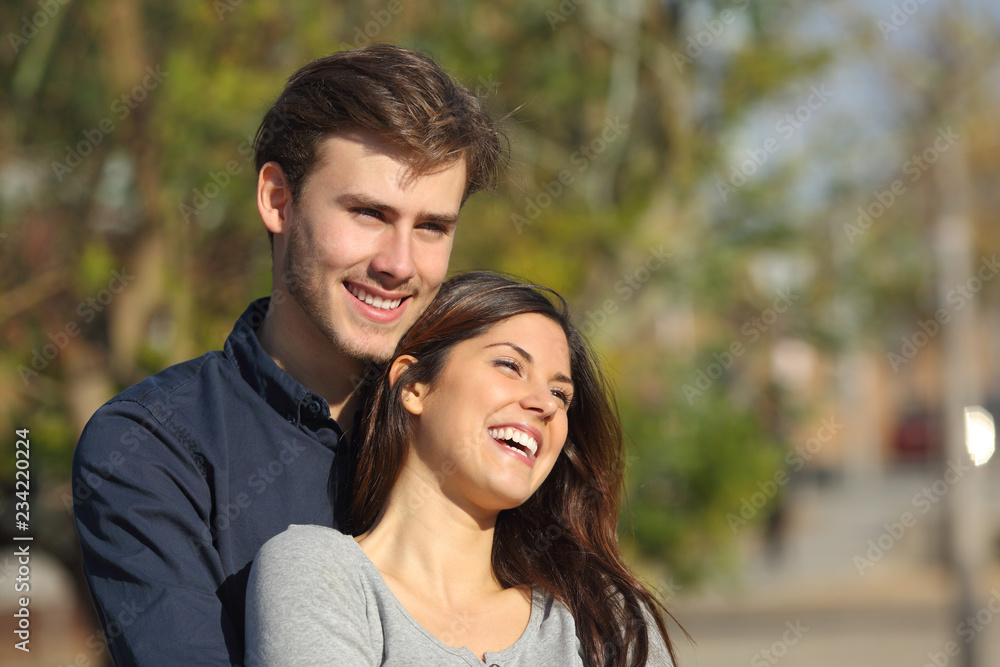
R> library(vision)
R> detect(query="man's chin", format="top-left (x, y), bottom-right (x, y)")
top-left (352, 347), bottom-right (394, 366)
top-left (326, 330), bottom-right (397, 367)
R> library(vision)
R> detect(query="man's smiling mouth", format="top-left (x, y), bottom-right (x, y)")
top-left (346, 283), bottom-right (406, 311)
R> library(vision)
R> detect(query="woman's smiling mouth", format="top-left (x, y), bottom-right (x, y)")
top-left (488, 424), bottom-right (541, 464)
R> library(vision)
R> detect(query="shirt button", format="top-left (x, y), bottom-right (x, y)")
top-left (307, 399), bottom-right (323, 415)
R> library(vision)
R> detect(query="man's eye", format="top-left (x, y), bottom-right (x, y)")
top-left (354, 207), bottom-right (382, 219)
top-left (418, 222), bottom-right (448, 235)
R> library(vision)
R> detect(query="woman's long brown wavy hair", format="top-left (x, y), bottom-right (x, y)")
top-left (346, 271), bottom-right (678, 666)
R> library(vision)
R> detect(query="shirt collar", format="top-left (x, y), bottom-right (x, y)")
top-left (224, 298), bottom-right (341, 435)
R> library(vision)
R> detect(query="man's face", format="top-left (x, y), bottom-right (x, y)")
top-left (274, 130), bottom-right (467, 364)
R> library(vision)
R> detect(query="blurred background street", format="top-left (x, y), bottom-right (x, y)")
top-left (673, 466), bottom-right (1000, 667)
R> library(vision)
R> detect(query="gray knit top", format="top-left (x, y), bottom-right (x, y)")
top-left (245, 524), bottom-right (672, 666)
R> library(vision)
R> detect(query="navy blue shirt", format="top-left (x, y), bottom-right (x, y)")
top-left (72, 298), bottom-right (351, 666)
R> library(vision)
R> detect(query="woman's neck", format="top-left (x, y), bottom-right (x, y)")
top-left (354, 466), bottom-right (502, 604)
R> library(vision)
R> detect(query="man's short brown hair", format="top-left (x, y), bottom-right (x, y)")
top-left (253, 44), bottom-right (505, 203)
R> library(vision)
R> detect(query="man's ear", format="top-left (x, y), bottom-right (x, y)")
top-left (390, 355), bottom-right (427, 415)
top-left (258, 161), bottom-right (292, 235)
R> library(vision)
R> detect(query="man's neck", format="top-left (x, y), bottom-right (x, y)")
top-left (256, 299), bottom-right (365, 424)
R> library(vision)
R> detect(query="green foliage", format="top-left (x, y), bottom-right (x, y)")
top-left (78, 243), bottom-right (117, 295)
top-left (620, 382), bottom-right (784, 584)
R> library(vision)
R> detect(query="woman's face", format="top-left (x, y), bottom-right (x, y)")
top-left (399, 312), bottom-right (574, 515)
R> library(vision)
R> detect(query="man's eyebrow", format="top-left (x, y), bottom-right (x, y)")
top-left (485, 341), bottom-right (574, 386)
top-left (337, 193), bottom-right (459, 225)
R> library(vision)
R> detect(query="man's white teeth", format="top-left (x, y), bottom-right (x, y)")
top-left (351, 286), bottom-right (401, 310)
top-left (488, 427), bottom-right (538, 457)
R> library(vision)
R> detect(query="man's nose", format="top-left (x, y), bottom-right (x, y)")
top-left (370, 228), bottom-right (416, 283)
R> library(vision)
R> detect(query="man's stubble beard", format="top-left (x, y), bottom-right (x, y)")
top-left (281, 215), bottom-right (395, 365)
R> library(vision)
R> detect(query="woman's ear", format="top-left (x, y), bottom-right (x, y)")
top-left (389, 355), bottom-right (427, 415)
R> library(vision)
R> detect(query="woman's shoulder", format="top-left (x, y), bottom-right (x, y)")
top-left (258, 523), bottom-right (358, 558)
top-left (246, 528), bottom-right (383, 665)
top-left (535, 590), bottom-right (578, 632)
top-left (535, 591), bottom-right (675, 667)
top-left (253, 524), bottom-right (369, 590)
top-left (515, 590), bottom-right (585, 665)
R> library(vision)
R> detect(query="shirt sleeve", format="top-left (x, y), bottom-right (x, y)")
top-left (245, 526), bottom-right (379, 667)
top-left (73, 400), bottom-right (235, 666)
top-left (642, 604), bottom-right (676, 667)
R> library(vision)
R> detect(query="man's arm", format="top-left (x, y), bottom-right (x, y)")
top-left (73, 400), bottom-right (236, 666)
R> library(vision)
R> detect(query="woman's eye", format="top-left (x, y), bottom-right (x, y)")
top-left (551, 388), bottom-right (571, 406)
top-left (493, 358), bottom-right (522, 374)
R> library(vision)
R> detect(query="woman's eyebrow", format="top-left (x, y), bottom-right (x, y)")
top-left (484, 342), bottom-right (574, 386)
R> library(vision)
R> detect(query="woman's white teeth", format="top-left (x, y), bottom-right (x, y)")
top-left (351, 286), bottom-right (401, 310)
top-left (488, 427), bottom-right (538, 457)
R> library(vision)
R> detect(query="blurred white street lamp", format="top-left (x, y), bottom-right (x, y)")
top-left (963, 406), bottom-right (995, 467)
